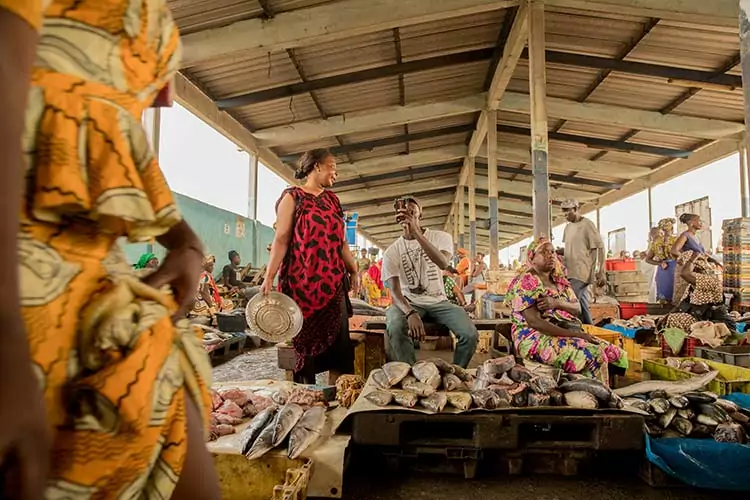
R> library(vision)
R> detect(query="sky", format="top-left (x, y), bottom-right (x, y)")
top-left (158, 103), bottom-right (742, 261)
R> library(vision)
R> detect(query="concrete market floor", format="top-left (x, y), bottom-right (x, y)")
top-left (212, 345), bottom-right (741, 500)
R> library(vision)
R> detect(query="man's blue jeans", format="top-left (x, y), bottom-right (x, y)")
top-left (386, 301), bottom-right (479, 368)
top-left (570, 278), bottom-right (593, 325)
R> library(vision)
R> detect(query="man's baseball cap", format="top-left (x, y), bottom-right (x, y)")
top-left (560, 199), bottom-right (580, 209)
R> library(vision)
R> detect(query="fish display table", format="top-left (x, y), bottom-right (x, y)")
top-left (209, 380), bottom-right (350, 498)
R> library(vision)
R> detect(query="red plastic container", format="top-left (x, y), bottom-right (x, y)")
top-left (606, 259), bottom-right (637, 271)
top-left (620, 302), bottom-right (647, 320)
top-left (660, 336), bottom-right (697, 358)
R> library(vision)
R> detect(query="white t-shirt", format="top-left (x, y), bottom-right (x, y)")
top-left (382, 229), bottom-right (454, 306)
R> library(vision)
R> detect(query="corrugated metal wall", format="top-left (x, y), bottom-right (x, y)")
top-left (123, 193), bottom-right (274, 268)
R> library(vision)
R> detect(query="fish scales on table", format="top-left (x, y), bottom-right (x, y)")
top-left (365, 390), bottom-right (393, 407)
top-left (391, 389), bottom-right (419, 408)
top-left (288, 406), bottom-right (327, 459)
top-left (272, 404), bottom-right (305, 447)
top-left (401, 376), bottom-right (436, 397)
top-left (420, 392), bottom-right (448, 413)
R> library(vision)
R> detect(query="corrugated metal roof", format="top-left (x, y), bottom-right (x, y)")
top-left (173, 0), bottom-right (746, 248)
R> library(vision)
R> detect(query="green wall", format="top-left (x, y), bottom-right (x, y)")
top-left (123, 193), bottom-right (273, 268)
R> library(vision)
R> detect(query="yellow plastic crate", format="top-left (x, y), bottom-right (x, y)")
top-left (642, 357), bottom-right (750, 395)
top-left (582, 324), bottom-right (625, 349)
top-left (214, 453), bottom-right (312, 500)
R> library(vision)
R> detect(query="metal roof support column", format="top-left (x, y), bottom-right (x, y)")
top-left (248, 152), bottom-right (260, 265)
top-left (486, 109), bottom-right (499, 270)
top-left (452, 207), bottom-right (459, 256)
top-left (647, 187), bottom-right (653, 228)
top-left (529, 0), bottom-right (550, 239)
top-left (741, 0), bottom-right (750, 218)
top-left (739, 141), bottom-right (750, 217)
top-left (468, 157), bottom-right (477, 257)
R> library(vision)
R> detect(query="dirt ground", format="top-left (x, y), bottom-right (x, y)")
top-left (212, 345), bottom-right (739, 500)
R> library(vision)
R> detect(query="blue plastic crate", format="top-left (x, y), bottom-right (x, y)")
top-left (602, 323), bottom-right (638, 339)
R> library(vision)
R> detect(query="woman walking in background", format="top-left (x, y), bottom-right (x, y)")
top-left (263, 149), bottom-right (359, 384)
top-left (671, 213), bottom-right (721, 304)
top-left (0, 1), bottom-right (218, 498)
top-left (646, 218), bottom-right (677, 303)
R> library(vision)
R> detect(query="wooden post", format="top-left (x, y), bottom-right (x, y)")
top-left (529, 0), bottom-right (550, 239)
top-left (741, 0), bottom-right (750, 203)
top-left (740, 141), bottom-right (750, 217)
top-left (458, 185), bottom-right (466, 250)
top-left (647, 187), bottom-right (654, 228)
top-left (248, 153), bottom-right (259, 220)
top-left (468, 157), bottom-right (477, 257)
top-left (486, 109), bottom-right (499, 270)
top-left (452, 207), bottom-right (459, 255)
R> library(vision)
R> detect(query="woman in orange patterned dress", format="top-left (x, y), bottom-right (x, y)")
top-left (0, 1), bottom-right (218, 499)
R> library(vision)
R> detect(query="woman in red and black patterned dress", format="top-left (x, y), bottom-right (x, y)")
top-left (263, 149), bottom-right (359, 384)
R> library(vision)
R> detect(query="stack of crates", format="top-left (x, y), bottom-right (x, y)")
top-left (722, 217), bottom-right (750, 310)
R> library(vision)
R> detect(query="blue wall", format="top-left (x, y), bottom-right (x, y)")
top-left (123, 193), bottom-right (273, 268)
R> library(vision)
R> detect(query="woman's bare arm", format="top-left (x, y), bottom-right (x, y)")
top-left (264, 194), bottom-right (294, 285)
top-left (645, 248), bottom-right (661, 266)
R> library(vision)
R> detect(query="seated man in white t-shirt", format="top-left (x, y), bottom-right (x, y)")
top-left (382, 198), bottom-right (478, 368)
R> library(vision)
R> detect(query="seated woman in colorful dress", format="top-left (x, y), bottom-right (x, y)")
top-left (660, 250), bottom-right (735, 333)
top-left (191, 255), bottom-right (234, 320)
top-left (506, 237), bottom-right (628, 386)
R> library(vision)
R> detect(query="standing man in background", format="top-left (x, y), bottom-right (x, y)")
top-left (561, 200), bottom-right (606, 325)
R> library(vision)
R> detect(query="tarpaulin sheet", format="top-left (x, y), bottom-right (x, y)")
top-left (645, 393), bottom-right (750, 491)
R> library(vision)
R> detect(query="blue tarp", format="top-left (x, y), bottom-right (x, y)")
top-left (645, 393), bottom-right (750, 491)
top-left (602, 323), bottom-right (639, 339)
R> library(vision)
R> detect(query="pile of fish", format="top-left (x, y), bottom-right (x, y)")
top-left (208, 386), bottom-right (326, 441)
top-left (614, 371), bottom-right (749, 443)
top-left (664, 357), bottom-right (711, 374)
top-left (240, 403), bottom-right (327, 460)
top-left (364, 357), bottom-right (623, 412)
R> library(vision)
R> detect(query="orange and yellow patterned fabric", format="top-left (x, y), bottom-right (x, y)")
top-left (8, 0), bottom-right (213, 498)
top-left (0, 0), bottom-right (46, 30)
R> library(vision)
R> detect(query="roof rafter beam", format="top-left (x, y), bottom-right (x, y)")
top-left (279, 124), bottom-right (474, 162)
top-left (217, 48), bottom-right (494, 109)
top-left (474, 162), bottom-right (622, 189)
top-left (181, 0), bottom-right (519, 67)
top-left (335, 161), bottom-right (463, 190)
top-left (336, 145), bottom-right (467, 181)
top-left (497, 125), bottom-right (690, 158)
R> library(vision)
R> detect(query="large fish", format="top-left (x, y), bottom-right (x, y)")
top-left (382, 362), bottom-right (411, 387)
top-left (614, 371), bottom-right (719, 397)
top-left (558, 378), bottom-right (611, 401)
top-left (245, 416), bottom-right (277, 460)
top-left (412, 361), bottom-right (440, 384)
top-left (239, 406), bottom-right (278, 455)
top-left (288, 406), bottom-right (327, 459)
top-left (272, 404), bottom-right (305, 447)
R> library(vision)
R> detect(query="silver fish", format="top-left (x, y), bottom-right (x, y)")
top-left (677, 408), bottom-right (695, 420)
top-left (484, 356), bottom-right (515, 375)
top-left (239, 406), bottom-right (278, 455)
top-left (563, 391), bottom-right (598, 409)
top-left (446, 392), bottom-right (472, 411)
top-left (425, 372), bottom-right (442, 390)
top-left (412, 361), bottom-right (440, 384)
top-left (402, 377), bottom-right (436, 397)
top-left (668, 396), bottom-right (689, 409)
top-left (471, 389), bottom-right (506, 410)
top-left (245, 416), bottom-right (277, 460)
top-left (420, 392), bottom-right (448, 413)
top-left (391, 389), bottom-right (419, 408)
top-left (451, 364), bottom-right (473, 382)
top-left (715, 399), bottom-right (740, 414)
top-left (382, 361), bottom-right (411, 387)
top-left (288, 406), bottom-right (327, 459)
top-left (683, 391), bottom-right (717, 404)
top-left (696, 414), bottom-right (720, 427)
top-left (559, 378), bottom-right (611, 401)
top-left (672, 417), bottom-right (693, 436)
top-left (272, 404), bottom-right (305, 447)
top-left (714, 422), bottom-right (747, 444)
top-left (659, 408), bottom-right (677, 428)
top-left (442, 374), bottom-right (464, 392)
top-left (649, 398), bottom-right (670, 414)
top-left (365, 390), bottom-right (394, 407)
top-left (699, 403), bottom-right (730, 423)
top-left (528, 375), bottom-right (558, 395)
top-left (372, 369), bottom-right (390, 389)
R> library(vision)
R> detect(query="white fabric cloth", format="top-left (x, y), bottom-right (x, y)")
top-left (382, 229), bottom-right (453, 306)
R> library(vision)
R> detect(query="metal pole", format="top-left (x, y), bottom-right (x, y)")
top-left (647, 187), bottom-right (654, 228)
top-left (529, 0), bottom-right (550, 239)
top-left (596, 208), bottom-right (601, 231)
top-left (486, 109), bottom-right (499, 270)
top-left (740, 142), bottom-right (750, 217)
top-left (468, 157), bottom-right (477, 257)
top-left (248, 153), bottom-right (259, 220)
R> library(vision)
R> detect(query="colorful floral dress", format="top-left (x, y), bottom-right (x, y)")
top-left (508, 271), bottom-right (628, 384)
top-left (191, 270), bottom-right (234, 317)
